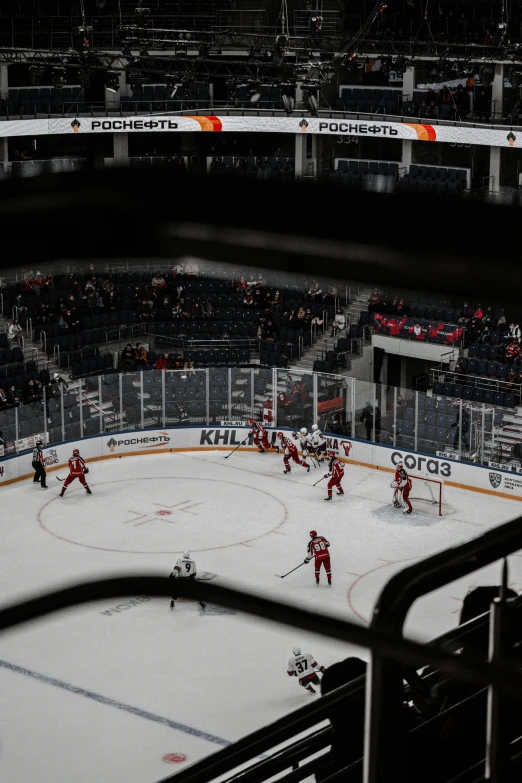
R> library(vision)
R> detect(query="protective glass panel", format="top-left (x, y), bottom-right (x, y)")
top-left (229, 367), bottom-right (253, 423)
top-left (99, 375), bottom-right (123, 434)
top-left (207, 366), bottom-right (228, 424)
top-left (165, 369), bottom-right (189, 426)
top-left (120, 371), bottom-right (141, 431)
top-left (0, 404), bottom-right (17, 455)
top-left (316, 372), bottom-right (348, 435)
top-left (141, 369), bottom-right (164, 428)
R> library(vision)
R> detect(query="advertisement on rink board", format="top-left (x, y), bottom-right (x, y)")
top-left (0, 114), bottom-right (521, 149)
top-left (1, 426), bottom-right (522, 501)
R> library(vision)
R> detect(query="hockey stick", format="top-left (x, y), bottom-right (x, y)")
top-left (224, 436), bottom-right (249, 459)
top-left (56, 476), bottom-right (66, 482)
top-left (313, 475), bottom-right (327, 487)
top-left (275, 562), bottom-right (306, 579)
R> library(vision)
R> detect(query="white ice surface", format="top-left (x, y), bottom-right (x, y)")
top-left (1, 450), bottom-right (522, 782)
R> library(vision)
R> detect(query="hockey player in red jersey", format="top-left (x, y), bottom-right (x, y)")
top-left (324, 450), bottom-right (344, 502)
top-left (59, 449), bottom-right (92, 497)
top-left (248, 418), bottom-right (272, 453)
top-left (277, 432), bottom-right (310, 474)
top-left (392, 461), bottom-right (412, 514)
top-left (305, 530), bottom-right (331, 586)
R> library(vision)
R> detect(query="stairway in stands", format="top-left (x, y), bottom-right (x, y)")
top-left (0, 313), bottom-right (61, 381)
top-left (288, 287), bottom-right (373, 376)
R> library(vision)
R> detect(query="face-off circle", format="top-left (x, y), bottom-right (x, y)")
top-left (38, 476), bottom-right (287, 554)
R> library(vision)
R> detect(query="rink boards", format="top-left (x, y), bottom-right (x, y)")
top-left (0, 425), bottom-right (521, 502)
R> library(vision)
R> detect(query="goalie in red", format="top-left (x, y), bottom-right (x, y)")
top-left (59, 449), bottom-right (92, 497)
top-left (323, 450), bottom-right (344, 502)
top-left (277, 432), bottom-right (310, 474)
top-left (248, 418), bottom-right (272, 454)
top-left (392, 461), bottom-right (412, 514)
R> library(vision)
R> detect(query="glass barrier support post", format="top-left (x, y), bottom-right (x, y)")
top-left (205, 368), bottom-right (210, 425)
top-left (161, 370), bottom-right (166, 428)
top-left (250, 368), bottom-right (255, 421)
top-left (43, 386), bottom-right (48, 444)
top-left (79, 378), bottom-right (84, 438)
top-left (140, 372), bottom-right (144, 429)
top-left (15, 404), bottom-right (19, 442)
top-left (414, 391), bottom-right (418, 452)
top-left (351, 379), bottom-right (356, 439)
top-left (98, 375), bottom-right (103, 434)
top-left (228, 368), bottom-right (232, 420)
top-left (393, 387), bottom-right (397, 447)
top-left (119, 372), bottom-right (123, 429)
top-left (313, 372), bottom-right (318, 426)
top-left (272, 368), bottom-right (278, 429)
top-left (458, 397), bottom-right (463, 455)
top-left (481, 403), bottom-right (486, 464)
top-left (60, 383), bottom-right (65, 442)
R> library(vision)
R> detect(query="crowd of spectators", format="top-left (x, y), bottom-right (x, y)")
top-left (408, 84), bottom-right (471, 120)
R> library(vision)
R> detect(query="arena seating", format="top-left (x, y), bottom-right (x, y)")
top-left (397, 165), bottom-right (468, 193)
top-left (1, 86), bottom-right (84, 116)
top-left (334, 87), bottom-right (402, 114)
top-left (209, 156), bottom-right (295, 179)
top-left (331, 160), bottom-right (398, 187)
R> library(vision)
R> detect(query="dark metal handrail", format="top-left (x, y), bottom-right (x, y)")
top-left (365, 516), bottom-right (522, 783)
top-left (2, 574), bottom-right (522, 783)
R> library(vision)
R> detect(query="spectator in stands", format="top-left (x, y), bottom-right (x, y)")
top-left (506, 369), bottom-right (520, 399)
top-left (436, 85), bottom-right (453, 116)
top-left (151, 272), bottom-right (166, 289)
top-left (118, 344), bottom-right (134, 372)
top-left (277, 391), bottom-right (291, 423)
top-left (185, 259), bottom-right (199, 277)
top-left (475, 88), bottom-right (490, 121)
top-left (369, 288), bottom-right (381, 311)
top-left (24, 379), bottom-right (39, 402)
top-left (8, 320), bottom-right (23, 346)
top-left (183, 360), bottom-right (195, 375)
top-left (234, 156), bottom-right (247, 171)
top-left (307, 282), bottom-right (323, 302)
top-left (478, 325), bottom-right (492, 344)
top-left (200, 296), bottom-right (213, 318)
top-left (505, 340), bottom-right (522, 364)
top-left (173, 354), bottom-right (183, 368)
top-left (244, 291), bottom-right (254, 307)
top-left (508, 321), bottom-right (521, 343)
top-left (297, 307), bottom-right (306, 321)
top-left (271, 290), bottom-right (283, 313)
top-left (451, 404), bottom-right (469, 449)
top-left (329, 415), bottom-right (344, 435)
top-left (155, 353), bottom-right (172, 370)
top-left (263, 320), bottom-right (278, 340)
top-left (57, 315), bottom-right (68, 331)
top-left (139, 298), bottom-right (153, 320)
top-left (453, 358), bottom-right (467, 382)
top-left (0, 388), bottom-right (7, 409)
top-left (134, 343), bottom-right (148, 368)
top-left (7, 385), bottom-right (21, 407)
top-left (290, 379), bottom-right (307, 404)
top-left (360, 402), bottom-right (381, 441)
top-left (331, 309), bottom-right (346, 337)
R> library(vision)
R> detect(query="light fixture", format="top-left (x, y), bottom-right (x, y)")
top-left (29, 65), bottom-right (45, 85)
top-left (51, 66), bottom-right (66, 88)
top-left (307, 93), bottom-right (319, 116)
top-left (480, 65), bottom-right (494, 87)
top-left (511, 68), bottom-right (522, 90)
top-left (226, 80), bottom-right (237, 100)
top-left (165, 76), bottom-right (178, 98)
top-left (105, 71), bottom-right (120, 93)
top-left (250, 90), bottom-right (261, 104)
top-left (281, 83), bottom-right (296, 115)
top-left (198, 44), bottom-right (210, 58)
top-left (128, 71), bottom-right (147, 95)
top-left (139, 46), bottom-right (150, 57)
top-left (79, 70), bottom-right (92, 90)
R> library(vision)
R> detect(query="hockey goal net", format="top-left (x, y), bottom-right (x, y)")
top-left (408, 474), bottom-right (448, 516)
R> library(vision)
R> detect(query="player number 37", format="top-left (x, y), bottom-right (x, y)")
top-left (295, 660), bottom-right (308, 673)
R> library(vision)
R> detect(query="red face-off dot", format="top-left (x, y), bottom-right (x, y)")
top-left (163, 753), bottom-right (187, 764)
top-left (155, 510), bottom-right (172, 516)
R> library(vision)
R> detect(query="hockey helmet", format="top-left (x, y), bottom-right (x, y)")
top-left (327, 450), bottom-right (335, 458)
top-left (277, 431), bottom-right (283, 439)
top-left (396, 461), bottom-right (403, 468)
top-left (300, 427), bottom-right (307, 435)
top-left (293, 646), bottom-right (301, 656)
top-left (72, 448), bottom-right (80, 456)
top-left (310, 530), bottom-right (317, 538)
top-left (35, 440), bottom-right (43, 447)
top-left (312, 423), bottom-right (318, 431)
top-left (248, 418), bottom-right (254, 425)
top-left (183, 551), bottom-right (190, 559)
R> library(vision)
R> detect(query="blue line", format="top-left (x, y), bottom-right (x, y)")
top-left (0, 658), bottom-right (230, 747)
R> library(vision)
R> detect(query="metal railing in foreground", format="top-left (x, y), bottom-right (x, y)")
top-left (1, 516), bottom-right (522, 783)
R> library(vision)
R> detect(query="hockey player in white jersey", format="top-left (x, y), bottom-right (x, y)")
top-left (311, 424), bottom-right (327, 462)
top-left (287, 646), bottom-right (325, 694)
top-left (292, 428), bottom-right (314, 459)
top-left (169, 552), bottom-right (206, 610)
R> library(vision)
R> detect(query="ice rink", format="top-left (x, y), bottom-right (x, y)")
top-left (1, 448), bottom-right (522, 782)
